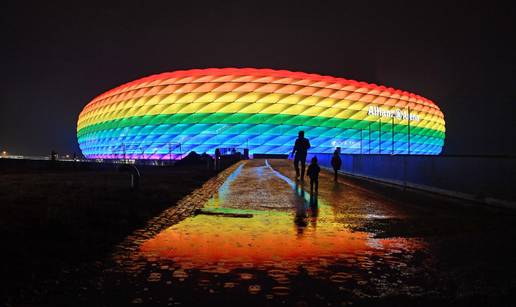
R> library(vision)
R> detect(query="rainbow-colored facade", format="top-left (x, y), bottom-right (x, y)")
top-left (77, 68), bottom-right (445, 159)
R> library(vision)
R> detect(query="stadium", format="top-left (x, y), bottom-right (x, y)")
top-left (77, 68), bottom-right (445, 159)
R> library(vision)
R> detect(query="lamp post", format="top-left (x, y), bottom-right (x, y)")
top-left (122, 143), bottom-right (126, 163)
top-left (391, 116), bottom-right (394, 155)
top-left (408, 106), bottom-right (411, 155)
top-left (368, 122), bottom-right (371, 154)
top-left (378, 118), bottom-right (382, 154)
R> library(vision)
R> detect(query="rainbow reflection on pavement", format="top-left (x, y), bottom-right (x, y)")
top-left (132, 160), bottom-right (430, 302)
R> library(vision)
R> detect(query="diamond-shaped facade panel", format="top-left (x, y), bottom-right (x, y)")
top-left (77, 68), bottom-right (445, 159)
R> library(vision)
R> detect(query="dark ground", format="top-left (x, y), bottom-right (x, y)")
top-left (2, 158), bottom-right (516, 306)
top-left (270, 160), bottom-right (516, 306)
top-left (0, 158), bottom-right (235, 305)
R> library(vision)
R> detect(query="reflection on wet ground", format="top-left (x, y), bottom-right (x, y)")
top-left (109, 160), bottom-right (438, 305)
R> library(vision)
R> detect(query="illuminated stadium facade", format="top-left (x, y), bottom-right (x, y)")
top-left (77, 68), bottom-right (445, 159)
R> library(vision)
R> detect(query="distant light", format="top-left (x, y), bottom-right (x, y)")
top-left (65, 154), bottom-right (70, 158)
top-left (1, 151), bottom-right (6, 155)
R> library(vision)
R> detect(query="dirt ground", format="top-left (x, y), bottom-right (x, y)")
top-left (2, 159), bottom-right (516, 306)
top-left (0, 159), bottom-right (230, 305)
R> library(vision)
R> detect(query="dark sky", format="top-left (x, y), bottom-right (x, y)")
top-left (1, 0), bottom-right (515, 156)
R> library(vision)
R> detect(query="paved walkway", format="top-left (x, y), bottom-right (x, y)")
top-left (98, 159), bottom-right (447, 306)
top-left (7, 159), bottom-right (515, 306)
top-left (65, 158), bottom-right (516, 307)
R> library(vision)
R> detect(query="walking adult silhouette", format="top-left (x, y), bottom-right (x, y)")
top-left (331, 147), bottom-right (342, 182)
top-left (291, 131), bottom-right (311, 181)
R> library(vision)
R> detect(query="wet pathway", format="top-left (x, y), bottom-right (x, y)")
top-left (96, 159), bottom-right (445, 306)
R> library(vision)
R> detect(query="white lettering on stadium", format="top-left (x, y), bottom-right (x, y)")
top-left (367, 106), bottom-right (420, 122)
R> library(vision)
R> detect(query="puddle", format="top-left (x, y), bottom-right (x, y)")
top-left (126, 160), bottom-right (431, 303)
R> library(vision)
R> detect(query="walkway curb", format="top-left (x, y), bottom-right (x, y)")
top-left (323, 166), bottom-right (516, 210)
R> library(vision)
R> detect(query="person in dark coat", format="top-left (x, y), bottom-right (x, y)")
top-left (214, 148), bottom-right (221, 170)
top-left (306, 156), bottom-right (320, 194)
top-left (331, 148), bottom-right (342, 182)
top-left (291, 131), bottom-right (311, 181)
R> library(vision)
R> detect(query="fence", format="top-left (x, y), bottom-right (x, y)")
top-left (306, 153), bottom-right (516, 208)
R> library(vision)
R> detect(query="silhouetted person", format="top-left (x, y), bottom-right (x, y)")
top-left (214, 148), bottom-right (221, 170)
top-left (331, 148), bottom-right (342, 182)
top-left (291, 131), bottom-right (310, 181)
top-left (306, 156), bottom-right (320, 194)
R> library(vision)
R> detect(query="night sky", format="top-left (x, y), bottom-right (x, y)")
top-left (1, 0), bottom-right (515, 156)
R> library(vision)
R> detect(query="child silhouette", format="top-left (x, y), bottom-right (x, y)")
top-left (306, 156), bottom-right (320, 194)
